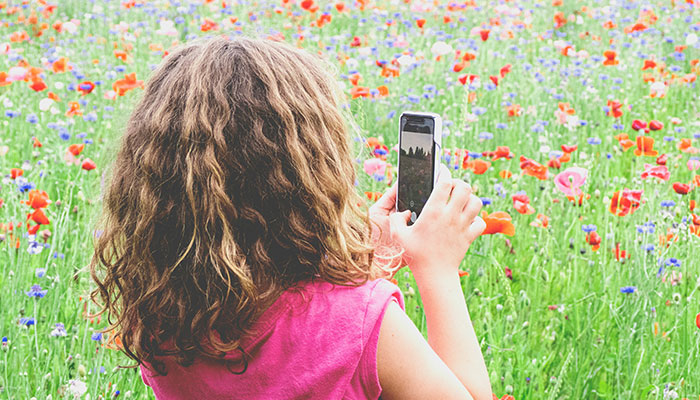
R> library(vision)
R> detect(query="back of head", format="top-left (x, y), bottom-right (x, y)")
top-left (90, 36), bottom-right (377, 372)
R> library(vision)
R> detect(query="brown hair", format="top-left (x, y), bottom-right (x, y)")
top-left (89, 35), bottom-right (389, 374)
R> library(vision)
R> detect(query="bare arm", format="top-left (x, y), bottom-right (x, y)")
top-left (377, 301), bottom-right (474, 400)
top-left (382, 164), bottom-right (492, 399)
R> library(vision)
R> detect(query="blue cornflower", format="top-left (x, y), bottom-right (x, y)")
top-left (468, 151), bottom-right (482, 159)
top-left (480, 197), bottom-right (492, 206)
top-left (35, 268), bottom-right (46, 278)
top-left (582, 224), bottom-right (597, 233)
top-left (472, 107), bottom-right (487, 116)
top-left (660, 200), bottom-right (676, 208)
top-left (587, 137), bottom-right (602, 145)
top-left (665, 258), bottom-right (681, 267)
top-left (58, 127), bottom-right (71, 141)
top-left (644, 244), bottom-right (655, 252)
top-left (26, 114), bottom-right (38, 124)
top-left (26, 284), bottom-right (47, 298)
top-left (16, 177), bottom-right (35, 194)
top-left (19, 317), bottom-right (35, 327)
top-left (91, 332), bottom-right (103, 341)
top-left (478, 132), bottom-right (494, 140)
top-left (620, 286), bottom-right (637, 294)
top-left (27, 240), bottom-right (44, 255)
top-left (50, 323), bottom-right (67, 337)
top-left (636, 222), bottom-right (656, 234)
top-left (495, 123), bottom-right (508, 130)
top-left (5, 110), bottom-right (20, 118)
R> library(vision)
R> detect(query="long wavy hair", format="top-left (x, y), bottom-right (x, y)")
top-left (89, 35), bottom-right (388, 375)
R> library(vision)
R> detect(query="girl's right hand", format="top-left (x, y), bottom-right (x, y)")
top-left (389, 164), bottom-right (485, 279)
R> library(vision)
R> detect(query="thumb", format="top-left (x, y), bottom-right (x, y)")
top-left (389, 210), bottom-right (411, 240)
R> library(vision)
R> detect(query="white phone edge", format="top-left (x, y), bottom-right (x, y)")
top-left (395, 110), bottom-right (443, 213)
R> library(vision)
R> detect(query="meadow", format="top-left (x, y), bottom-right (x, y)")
top-left (0, 0), bottom-right (699, 398)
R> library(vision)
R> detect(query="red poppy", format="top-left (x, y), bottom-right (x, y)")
top-left (10, 168), bottom-right (23, 179)
top-left (613, 243), bottom-right (629, 261)
top-left (27, 223), bottom-right (40, 235)
top-left (530, 213), bottom-right (549, 229)
top-left (28, 208), bottom-right (50, 225)
top-left (656, 154), bottom-right (668, 165)
top-left (350, 86), bottom-right (370, 99)
top-left (696, 313), bottom-right (700, 330)
top-left (606, 100), bottom-right (623, 118)
top-left (465, 159), bottom-right (491, 175)
top-left (512, 193), bottom-right (535, 215)
top-left (29, 79), bottom-right (47, 92)
top-left (500, 64), bottom-right (512, 78)
top-left (672, 182), bottom-right (691, 195)
top-left (609, 189), bottom-right (643, 216)
top-left (489, 75), bottom-right (499, 86)
top-left (488, 146), bottom-right (513, 161)
top-left (112, 73), bottom-right (144, 96)
top-left (631, 119), bottom-right (647, 131)
top-left (586, 231), bottom-right (602, 251)
top-left (649, 120), bottom-right (663, 131)
top-left (23, 189), bottom-right (51, 209)
top-left (364, 191), bottom-right (381, 201)
top-left (480, 211), bottom-right (515, 236)
top-left (33, 137), bottom-right (42, 148)
top-left (547, 157), bottom-right (561, 169)
top-left (603, 50), bottom-right (619, 66)
top-left (561, 144), bottom-right (578, 154)
top-left (479, 29), bottom-right (490, 41)
top-left (416, 19), bottom-right (426, 28)
top-left (677, 138), bottom-right (699, 154)
top-left (553, 11), bottom-right (566, 28)
top-left (641, 164), bottom-right (669, 181)
top-left (641, 59), bottom-right (656, 70)
top-left (519, 156), bottom-right (548, 180)
top-left (78, 81), bottom-right (95, 95)
top-left (65, 101), bottom-right (82, 117)
top-left (82, 159), bottom-right (97, 171)
top-left (634, 136), bottom-right (658, 156)
top-left (68, 143), bottom-right (85, 156)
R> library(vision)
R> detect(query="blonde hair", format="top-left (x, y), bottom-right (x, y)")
top-left (90, 35), bottom-right (391, 374)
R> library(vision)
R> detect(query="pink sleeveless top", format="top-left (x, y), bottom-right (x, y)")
top-left (140, 278), bottom-right (404, 399)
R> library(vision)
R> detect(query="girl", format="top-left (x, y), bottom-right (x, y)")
top-left (90, 36), bottom-right (491, 399)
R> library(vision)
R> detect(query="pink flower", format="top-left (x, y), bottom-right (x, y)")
top-left (554, 167), bottom-right (587, 197)
top-left (640, 163), bottom-right (670, 181)
top-left (363, 158), bottom-right (387, 177)
top-left (688, 159), bottom-right (700, 171)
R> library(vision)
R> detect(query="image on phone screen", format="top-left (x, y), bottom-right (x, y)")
top-left (397, 115), bottom-right (435, 224)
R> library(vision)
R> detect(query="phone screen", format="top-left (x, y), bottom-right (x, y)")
top-left (397, 115), bottom-right (435, 224)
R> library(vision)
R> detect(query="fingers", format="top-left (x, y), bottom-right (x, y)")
top-left (462, 194), bottom-right (483, 224)
top-left (447, 179), bottom-right (471, 213)
top-left (424, 164), bottom-right (453, 209)
top-left (374, 183), bottom-right (398, 212)
top-left (466, 216), bottom-right (486, 240)
top-left (389, 210), bottom-right (411, 240)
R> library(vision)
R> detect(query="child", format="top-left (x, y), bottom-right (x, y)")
top-left (90, 36), bottom-right (491, 399)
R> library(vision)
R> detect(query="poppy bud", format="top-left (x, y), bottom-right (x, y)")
top-left (649, 120), bottom-right (664, 131)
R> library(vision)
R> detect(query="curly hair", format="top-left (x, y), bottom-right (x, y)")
top-left (89, 36), bottom-right (386, 375)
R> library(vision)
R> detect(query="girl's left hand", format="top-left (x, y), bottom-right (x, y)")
top-left (368, 184), bottom-right (405, 272)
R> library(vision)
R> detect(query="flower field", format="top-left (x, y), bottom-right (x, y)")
top-left (0, 0), bottom-right (699, 398)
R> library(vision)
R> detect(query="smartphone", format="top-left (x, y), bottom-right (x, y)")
top-left (396, 111), bottom-right (442, 225)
